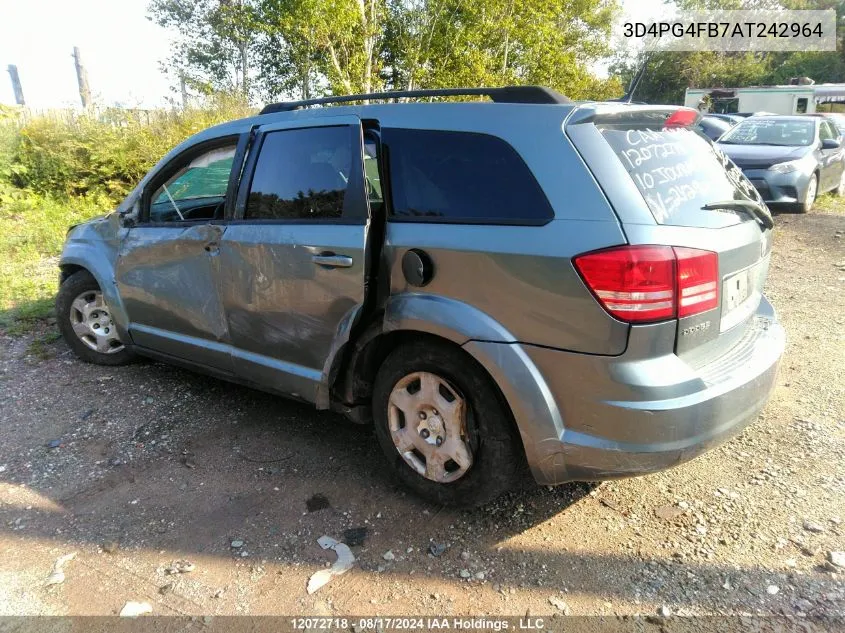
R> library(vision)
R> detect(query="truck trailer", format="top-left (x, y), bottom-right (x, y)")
top-left (685, 84), bottom-right (845, 116)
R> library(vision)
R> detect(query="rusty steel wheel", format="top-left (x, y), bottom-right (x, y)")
top-left (387, 371), bottom-right (473, 483)
top-left (372, 338), bottom-right (523, 507)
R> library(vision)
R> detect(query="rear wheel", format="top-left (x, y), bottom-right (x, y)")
top-left (56, 270), bottom-right (135, 365)
top-left (798, 173), bottom-right (817, 213)
top-left (372, 339), bottom-right (521, 507)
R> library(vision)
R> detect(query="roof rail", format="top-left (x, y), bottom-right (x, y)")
top-left (259, 85), bottom-right (570, 114)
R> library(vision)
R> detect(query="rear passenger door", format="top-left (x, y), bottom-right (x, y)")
top-left (218, 116), bottom-right (370, 402)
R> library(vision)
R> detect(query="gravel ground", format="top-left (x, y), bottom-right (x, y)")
top-left (0, 211), bottom-right (843, 621)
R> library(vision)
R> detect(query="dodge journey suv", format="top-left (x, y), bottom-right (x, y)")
top-left (56, 86), bottom-right (785, 506)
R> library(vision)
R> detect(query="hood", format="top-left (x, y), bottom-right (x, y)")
top-left (66, 212), bottom-right (121, 245)
top-left (715, 143), bottom-right (811, 170)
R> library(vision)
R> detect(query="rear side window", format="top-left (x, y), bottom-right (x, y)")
top-left (245, 126), bottom-right (353, 221)
top-left (382, 129), bottom-right (553, 224)
top-left (598, 119), bottom-right (760, 225)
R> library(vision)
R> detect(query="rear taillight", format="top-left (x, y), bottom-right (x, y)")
top-left (574, 245), bottom-right (718, 323)
top-left (664, 109), bottom-right (698, 128)
top-left (675, 247), bottom-right (718, 317)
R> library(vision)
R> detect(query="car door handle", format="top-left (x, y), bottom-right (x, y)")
top-left (204, 242), bottom-right (219, 254)
top-left (312, 253), bottom-right (353, 268)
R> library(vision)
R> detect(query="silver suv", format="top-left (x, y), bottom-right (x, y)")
top-left (56, 86), bottom-right (785, 506)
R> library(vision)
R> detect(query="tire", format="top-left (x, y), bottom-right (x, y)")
top-left (372, 338), bottom-right (522, 507)
top-left (798, 173), bottom-right (817, 213)
top-left (56, 270), bottom-right (135, 366)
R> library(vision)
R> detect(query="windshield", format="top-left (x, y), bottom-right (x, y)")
top-left (719, 119), bottom-right (815, 146)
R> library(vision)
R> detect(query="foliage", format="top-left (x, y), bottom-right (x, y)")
top-left (148, 0), bottom-right (260, 97)
top-left (0, 96), bottom-right (253, 332)
top-left (612, 0), bottom-right (845, 105)
top-left (9, 96), bottom-right (253, 201)
top-left (0, 183), bottom-right (111, 331)
top-left (151, 0), bottom-right (621, 102)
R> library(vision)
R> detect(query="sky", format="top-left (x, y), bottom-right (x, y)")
top-left (0, 0), bottom-right (665, 109)
top-left (0, 0), bottom-right (175, 109)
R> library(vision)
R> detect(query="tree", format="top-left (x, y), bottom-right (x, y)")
top-left (150, 0), bottom-right (621, 102)
top-left (382, 0), bottom-right (620, 98)
top-left (149, 0), bottom-right (259, 99)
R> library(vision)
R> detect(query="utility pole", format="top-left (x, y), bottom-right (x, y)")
top-left (72, 47), bottom-right (91, 109)
top-left (6, 65), bottom-right (24, 105)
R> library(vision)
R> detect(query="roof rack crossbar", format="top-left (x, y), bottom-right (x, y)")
top-left (259, 85), bottom-right (570, 114)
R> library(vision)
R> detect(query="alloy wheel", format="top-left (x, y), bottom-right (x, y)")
top-left (806, 175), bottom-right (818, 208)
top-left (68, 290), bottom-right (124, 354)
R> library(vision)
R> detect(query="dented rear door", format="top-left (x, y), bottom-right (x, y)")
top-left (218, 116), bottom-right (370, 402)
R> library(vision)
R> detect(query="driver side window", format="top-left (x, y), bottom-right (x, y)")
top-left (149, 144), bottom-right (237, 223)
top-left (820, 121), bottom-right (837, 142)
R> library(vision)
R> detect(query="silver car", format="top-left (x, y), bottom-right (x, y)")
top-left (717, 115), bottom-right (845, 213)
top-left (56, 87), bottom-right (785, 506)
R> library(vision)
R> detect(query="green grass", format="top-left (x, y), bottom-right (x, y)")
top-left (0, 183), bottom-right (111, 333)
top-left (810, 191), bottom-right (845, 214)
top-left (0, 99), bottom-right (253, 336)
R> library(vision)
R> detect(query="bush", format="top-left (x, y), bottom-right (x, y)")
top-left (0, 95), bottom-right (254, 332)
top-left (11, 95), bottom-right (254, 201)
top-left (0, 182), bottom-right (112, 329)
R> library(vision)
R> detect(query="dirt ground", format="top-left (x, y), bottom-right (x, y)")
top-left (0, 211), bottom-right (843, 621)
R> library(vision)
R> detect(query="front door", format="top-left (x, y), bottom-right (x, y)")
top-left (218, 116), bottom-right (371, 402)
top-left (115, 138), bottom-right (241, 371)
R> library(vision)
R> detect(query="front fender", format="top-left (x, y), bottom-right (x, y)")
top-left (58, 215), bottom-right (129, 341)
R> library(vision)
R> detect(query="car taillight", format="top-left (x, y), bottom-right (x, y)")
top-left (675, 247), bottom-right (718, 317)
top-left (664, 109), bottom-right (698, 128)
top-left (573, 245), bottom-right (718, 323)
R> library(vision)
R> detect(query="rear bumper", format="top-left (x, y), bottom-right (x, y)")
top-left (517, 297), bottom-right (785, 485)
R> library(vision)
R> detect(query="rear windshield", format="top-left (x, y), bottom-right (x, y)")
top-left (598, 121), bottom-right (760, 226)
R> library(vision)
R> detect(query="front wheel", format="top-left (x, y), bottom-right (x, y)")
top-left (56, 270), bottom-right (135, 365)
top-left (372, 339), bottom-right (522, 507)
top-left (798, 173), bottom-right (818, 213)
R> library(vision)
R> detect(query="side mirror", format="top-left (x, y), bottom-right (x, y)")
top-left (119, 198), bottom-right (141, 228)
top-left (822, 138), bottom-right (841, 150)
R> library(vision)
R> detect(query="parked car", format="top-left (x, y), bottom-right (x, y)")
top-left (803, 111), bottom-right (845, 136)
top-left (823, 112), bottom-right (845, 135)
top-left (56, 87), bottom-right (784, 506)
top-left (717, 115), bottom-right (845, 212)
top-left (734, 111), bottom-right (777, 118)
top-left (706, 113), bottom-right (744, 126)
top-left (696, 114), bottom-right (735, 141)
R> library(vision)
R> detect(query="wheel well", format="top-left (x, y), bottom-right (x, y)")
top-left (334, 328), bottom-right (431, 406)
top-left (334, 328), bottom-right (518, 430)
top-left (59, 264), bottom-right (86, 285)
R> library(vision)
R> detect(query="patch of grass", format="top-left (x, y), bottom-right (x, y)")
top-left (811, 192), bottom-right (845, 214)
top-left (0, 98), bottom-right (253, 336)
top-left (0, 183), bottom-right (111, 333)
top-left (26, 330), bottom-right (61, 360)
